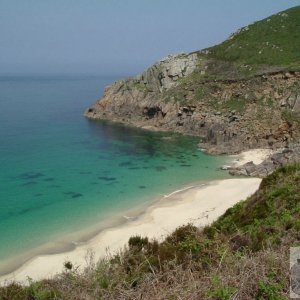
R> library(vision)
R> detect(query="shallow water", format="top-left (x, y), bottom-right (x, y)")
top-left (0, 75), bottom-right (230, 271)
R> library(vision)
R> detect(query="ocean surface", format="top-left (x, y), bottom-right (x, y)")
top-left (0, 75), bottom-right (230, 274)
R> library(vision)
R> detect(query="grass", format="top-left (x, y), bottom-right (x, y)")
top-left (221, 98), bottom-right (247, 113)
top-left (282, 110), bottom-right (300, 126)
top-left (208, 6), bottom-right (300, 67)
top-left (168, 6), bottom-right (300, 89)
top-left (206, 164), bottom-right (300, 251)
top-left (1, 164), bottom-right (300, 299)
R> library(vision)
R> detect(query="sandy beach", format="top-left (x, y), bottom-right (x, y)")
top-left (0, 149), bottom-right (270, 285)
top-left (230, 148), bottom-right (273, 166)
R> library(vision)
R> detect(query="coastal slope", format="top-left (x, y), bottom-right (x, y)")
top-left (86, 6), bottom-right (300, 155)
top-left (0, 177), bottom-right (261, 283)
top-left (2, 164), bottom-right (299, 299)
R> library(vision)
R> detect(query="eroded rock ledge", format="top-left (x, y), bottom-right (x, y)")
top-left (228, 144), bottom-right (300, 177)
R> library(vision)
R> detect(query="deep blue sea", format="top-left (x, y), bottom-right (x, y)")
top-left (0, 75), bottom-right (230, 274)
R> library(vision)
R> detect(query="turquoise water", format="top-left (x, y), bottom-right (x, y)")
top-left (0, 75), bottom-right (230, 273)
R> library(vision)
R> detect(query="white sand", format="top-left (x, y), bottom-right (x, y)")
top-left (0, 177), bottom-right (261, 285)
top-left (230, 148), bottom-right (273, 167)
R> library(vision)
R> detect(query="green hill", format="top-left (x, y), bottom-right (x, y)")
top-left (187, 5), bottom-right (300, 80)
top-left (208, 6), bottom-right (300, 68)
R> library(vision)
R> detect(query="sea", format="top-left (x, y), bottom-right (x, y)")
top-left (0, 74), bottom-right (231, 274)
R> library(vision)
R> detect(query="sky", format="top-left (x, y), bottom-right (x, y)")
top-left (1, 0), bottom-right (300, 76)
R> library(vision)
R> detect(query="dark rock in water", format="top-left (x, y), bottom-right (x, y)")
top-left (72, 193), bottom-right (83, 198)
top-left (63, 191), bottom-right (76, 195)
top-left (106, 181), bottom-right (119, 185)
top-left (18, 208), bottom-right (31, 215)
top-left (63, 191), bottom-right (84, 198)
top-left (176, 155), bottom-right (185, 159)
top-left (21, 181), bottom-right (37, 186)
top-left (139, 185), bottom-right (146, 189)
top-left (43, 177), bottom-right (54, 182)
top-left (17, 172), bottom-right (45, 180)
top-left (119, 161), bottom-right (134, 167)
top-left (48, 184), bottom-right (60, 188)
top-left (98, 176), bottom-right (117, 181)
top-left (155, 166), bottom-right (167, 171)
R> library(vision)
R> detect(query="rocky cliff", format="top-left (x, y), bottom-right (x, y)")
top-left (86, 6), bottom-right (300, 166)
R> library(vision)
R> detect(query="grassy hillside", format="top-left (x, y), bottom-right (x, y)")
top-left (208, 6), bottom-right (300, 68)
top-left (1, 164), bottom-right (300, 299)
top-left (182, 5), bottom-right (300, 82)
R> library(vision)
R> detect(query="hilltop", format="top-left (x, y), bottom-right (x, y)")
top-left (209, 6), bottom-right (300, 68)
top-left (86, 6), bottom-right (300, 164)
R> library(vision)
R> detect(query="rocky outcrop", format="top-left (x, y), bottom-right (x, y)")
top-left (229, 144), bottom-right (300, 177)
top-left (136, 53), bottom-right (199, 92)
top-left (86, 52), bottom-right (201, 132)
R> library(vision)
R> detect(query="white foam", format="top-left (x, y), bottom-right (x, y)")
top-left (163, 186), bottom-right (195, 198)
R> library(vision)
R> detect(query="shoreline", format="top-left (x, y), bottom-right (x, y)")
top-left (0, 149), bottom-right (270, 285)
top-left (230, 148), bottom-right (273, 166)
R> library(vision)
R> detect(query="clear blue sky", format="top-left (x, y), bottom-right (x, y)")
top-left (1, 0), bottom-right (299, 75)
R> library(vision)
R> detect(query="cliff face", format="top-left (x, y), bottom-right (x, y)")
top-left (86, 6), bottom-right (300, 155)
top-left (137, 52), bottom-right (199, 92)
top-left (86, 52), bottom-right (199, 126)
top-left (86, 66), bottom-right (300, 154)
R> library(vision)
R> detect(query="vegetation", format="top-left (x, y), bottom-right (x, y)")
top-left (220, 98), bottom-right (247, 113)
top-left (208, 6), bottom-right (300, 68)
top-left (1, 164), bottom-right (300, 299)
top-left (2, 6), bottom-right (300, 300)
top-left (165, 5), bottom-right (300, 93)
top-left (282, 110), bottom-right (300, 126)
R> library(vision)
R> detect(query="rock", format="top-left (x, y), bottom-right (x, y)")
top-left (280, 98), bottom-right (287, 107)
top-left (229, 143), bottom-right (300, 178)
top-left (229, 115), bottom-right (239, 123)
top-left (293, 95), bottom-right (300, 112)
top-left (148, 53), bottom-right (199, 91)
top-left (244, 161), bottom-right (257, 175)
